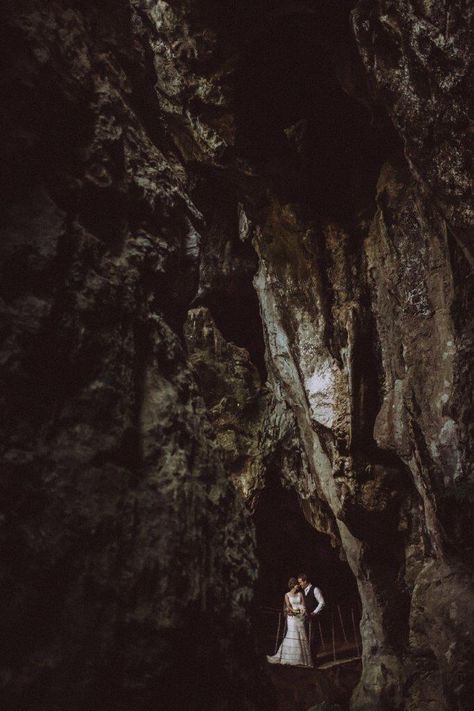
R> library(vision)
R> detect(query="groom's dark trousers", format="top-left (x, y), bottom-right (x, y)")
top-left (306, 615), bottom-right (321, 663)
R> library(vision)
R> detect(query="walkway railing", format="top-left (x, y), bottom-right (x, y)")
top-left (257, 599), bottom-right (362, 666)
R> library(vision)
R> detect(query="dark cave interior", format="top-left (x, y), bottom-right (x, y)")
top-left (235, 5), bottom-right (403, 222)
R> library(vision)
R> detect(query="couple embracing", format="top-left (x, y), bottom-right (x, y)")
top-left (267, 573), bottom-right (325, 668)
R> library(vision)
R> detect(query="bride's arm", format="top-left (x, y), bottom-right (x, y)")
top-left (284, 593), bottom-right (295, 615)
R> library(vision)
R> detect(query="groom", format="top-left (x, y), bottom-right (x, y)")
top-left (298, 573), bottom-right (325, 660)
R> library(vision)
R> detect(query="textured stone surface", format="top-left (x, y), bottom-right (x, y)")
top-left (0, 2), bottom-right (268, 709)
top-left (352, 0), bottom-right (473, 231)
top-left (184, 306), bottom-right (267, 504)
top-left (1, 1), bottom-right (473, 710)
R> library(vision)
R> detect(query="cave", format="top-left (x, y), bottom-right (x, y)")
top-left (0, 2), bottom-right (473, 711)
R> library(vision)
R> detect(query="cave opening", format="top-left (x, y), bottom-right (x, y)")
top-left (253, 479), bottom-right (358, 609)
top-left (252, 474), bottom-right (361, 667)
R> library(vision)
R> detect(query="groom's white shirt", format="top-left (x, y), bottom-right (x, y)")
top-left (304, 584), bottom-right (325, 615)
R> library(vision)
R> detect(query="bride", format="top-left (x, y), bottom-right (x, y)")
top-left (267, 577), bottom-right (313, 668)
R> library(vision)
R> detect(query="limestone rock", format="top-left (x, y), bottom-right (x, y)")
top-left (0, 2), bottom-right (268, 709)
top-left (1, 1), bottom-right (472, 710)
top-left (184, 306), bottom-right (266, 504)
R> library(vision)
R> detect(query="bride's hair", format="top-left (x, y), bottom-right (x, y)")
top-left (288, 577), bottom-right (298, 590)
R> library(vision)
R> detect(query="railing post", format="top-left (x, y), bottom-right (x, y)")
top-left (337, 604), bottom-right (349, 645)
top-left (318, 617), bottom-right (326, 651)
top-left (274, 612), bottom-right (282, 655)
top-left (331, 607), bottom-right (337, 663)
top-left (351, 606), bottom-right (361, 658)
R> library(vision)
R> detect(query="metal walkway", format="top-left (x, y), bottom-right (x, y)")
top-left (259, 599), bottom-right (362, 666)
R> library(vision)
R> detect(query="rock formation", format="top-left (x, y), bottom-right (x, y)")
top-left (0, 1), bottom-right (472, 710)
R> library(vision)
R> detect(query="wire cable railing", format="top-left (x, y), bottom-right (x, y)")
top-left (257, 599), bottom-right (362, 666)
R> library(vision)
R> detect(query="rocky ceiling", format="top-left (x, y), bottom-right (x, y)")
top-left (0, 1), bottom-right (473, 710)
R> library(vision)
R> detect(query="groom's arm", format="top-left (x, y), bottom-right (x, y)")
top-left (311, 587), bottom-right (325, 615)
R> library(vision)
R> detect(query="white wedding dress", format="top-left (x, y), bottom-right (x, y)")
top-left (267, 592), bottom-right (313, 667)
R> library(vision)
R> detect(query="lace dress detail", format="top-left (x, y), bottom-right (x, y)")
top-left (266, 593), bottom-right (313, 668)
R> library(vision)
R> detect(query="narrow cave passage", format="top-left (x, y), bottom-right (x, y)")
top-left (230, 3), bottom-right (405, 676)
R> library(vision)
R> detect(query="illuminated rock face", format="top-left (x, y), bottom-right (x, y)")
top-left (0, 1), bottom-right (472, 710)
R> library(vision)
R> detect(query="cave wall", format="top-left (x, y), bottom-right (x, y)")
top-left (0, 2), bottom-right (269, 709)
top-left (247, 3), bottom-right (474, 710)
top-left (0, 1), bottom-right (473, 711)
